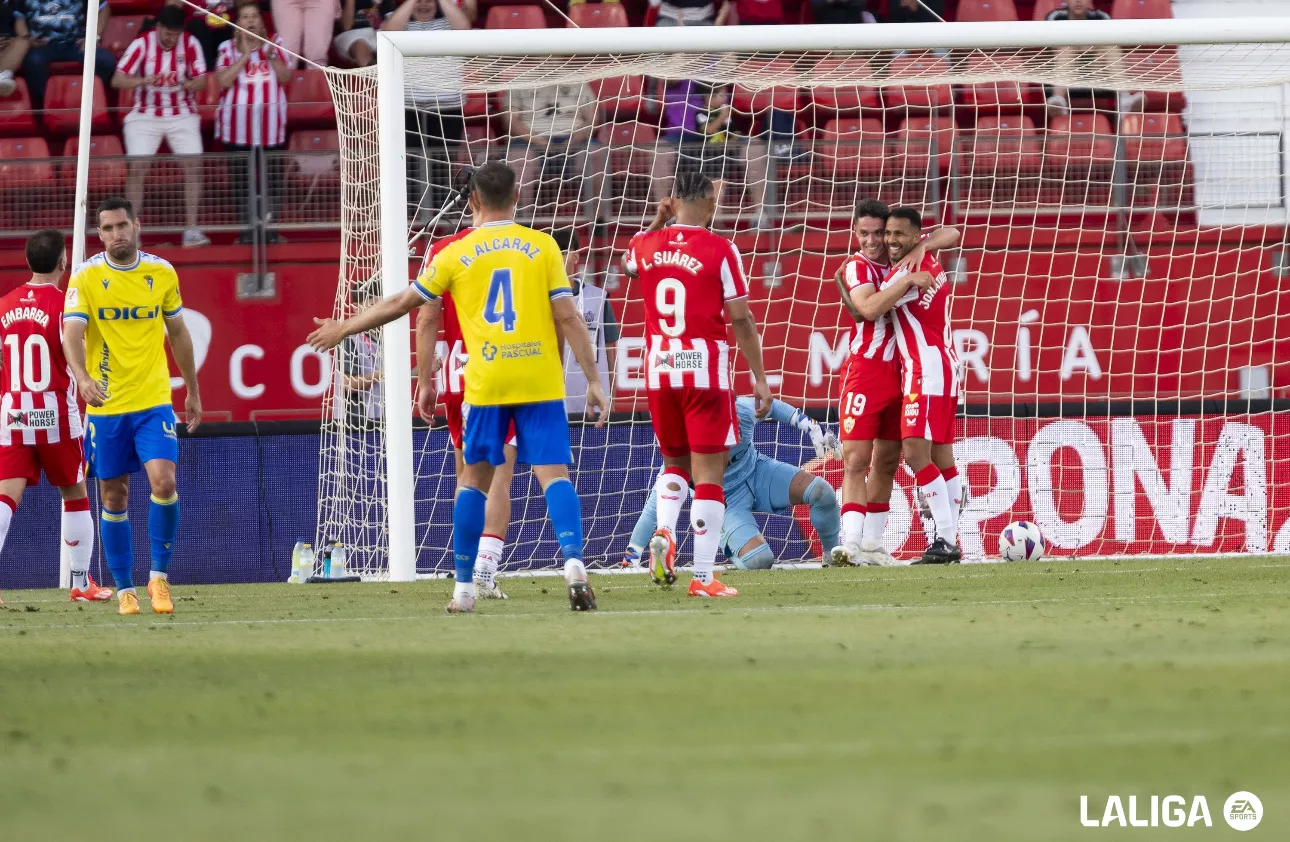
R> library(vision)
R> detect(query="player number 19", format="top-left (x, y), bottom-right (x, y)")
top-left (843, 391), bottom-right (866, 418)
top-left (656, 277), bottom-right (686, 337)
top-left (4, 333), bottom-right (51, 392)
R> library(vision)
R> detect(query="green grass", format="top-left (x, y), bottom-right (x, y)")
top-left (2, 558), bottom-right (1289, 841)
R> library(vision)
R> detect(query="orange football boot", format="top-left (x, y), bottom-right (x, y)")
top-left (70, 573), bottom-right (113, 602)
top-left (688, 576), bottom-right (739, 598)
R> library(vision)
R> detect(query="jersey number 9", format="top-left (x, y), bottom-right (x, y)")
top-left (484, 268), bottom-right (518, 333)
top-left (4, 333), bottom-right (51, 392)
top-left (656, 277), bottom-right (686, 338)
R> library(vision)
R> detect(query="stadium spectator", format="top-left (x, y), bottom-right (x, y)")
top-left (504, 81), bottom-right (608, 226)
top-left (647, 0), bottom-right (720, 27)
top-left (552, 227), bottom-right (619, 417)
top-left (809, 0), bottom-right (876, 25)
top-left (340, 288), bottom-right (384, 429)
top-left (720, 0), bottom-right (785, 25)
top-left (216, 2), bottom-right (289, 243)
top-left (0, 0), bottom-right (29, 97)
top-left (653, 81), bottom-right (768, 225)
top-left (271, 0), bottom-right (335, 68)
top-left (20, 0), bottom-right (116, 110)
top-left (335, 0), bottom-right (389, 66)
top-left (1045, 0), bottom-right (1140, 115)
top-left (886, 0), bottom-right (942, 23)
top-left (185, 0), bottom-right (265, 69)
top-left (114, 5), bottom-right (210, 247)
top-left (382, 0), bottom-right (470, 221)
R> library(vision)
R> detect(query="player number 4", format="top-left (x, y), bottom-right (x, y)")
top-left (656, 277), bottom-right (686, 338)
top-left (3, 333), bottom-right (51, 392)
top-left (484, 268), bottom-right (518, 333)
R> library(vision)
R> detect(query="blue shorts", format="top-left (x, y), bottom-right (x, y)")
top-left (85, 405), bottom-right (179, 479)
top-left (463, 400), bottom-right (571, 467)
top-left (721, 456), bottom-right (800, 558)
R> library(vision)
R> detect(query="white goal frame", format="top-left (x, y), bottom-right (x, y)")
top-left (371, 17), bottom-right (1290, 581)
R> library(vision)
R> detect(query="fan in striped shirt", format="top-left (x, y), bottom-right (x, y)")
top-left (111, 5), bottom-right (211, 247)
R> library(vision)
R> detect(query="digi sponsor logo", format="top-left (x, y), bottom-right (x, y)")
top-left (98, 305), bottom-right (160, 321)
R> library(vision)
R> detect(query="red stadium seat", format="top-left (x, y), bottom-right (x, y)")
top-left (0, 78), bottom-right (38, 136)
top-left (43, 76), bottom-right (110, 136)
top-left (286, 68), bottom-right (336, 128)
top-left (733, 81), bottom-right (799, 116)
top-left (1121, 112), bottom-right (1187, 163)
top-left (462, 92), bottom-right (492, 118)
top-left (814, 117), bottom-right (885, 177)
top-left (810, 58), bottom-right (881, 115)
top-left (963, 114), bottom-right (1042, 205)
top-left (60, 135), bottom-right (127, 194)
top-left (287, 131), bottom-right (340, 186)
top-left (0, 137), bottom-right (56, 190)
top-left (956, 0), bottom-right (1017, 21)
top-left (590, 75), bottom-right (646, 119)
top-left (598, 121), bottom-right (657, 220)
top-left (1031, 0), bottom-right (1073, 18)
top-left (102, 14), bottom-right (146, 58)
top-left (568, 2), bottom-right (628, 27)
top-left (1046, 112), bottom-right (1114, 163)
top-left (107, 0), bottom-right (155, 13)
top-left (1111, 0), bottom-right (1172, 18)
top-left (1124, 48), bottom-right (1186, 111)
top-left (894, 115), bottom-right (956, 174)
top-left (958, 54), bottom-right (1037, 111)
top-left (485, 5), bottom-right (547, 28)
top-left (195, 74), bottom-right (222, 131)
top-left (886, 55), bottom-right (953, 112)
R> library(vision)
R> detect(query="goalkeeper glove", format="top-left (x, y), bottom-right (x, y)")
top-left (792, 411), bottom-right (843, 459)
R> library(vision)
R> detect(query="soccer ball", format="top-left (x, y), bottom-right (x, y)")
top-left (998, 521), bottom-right (1046, 562)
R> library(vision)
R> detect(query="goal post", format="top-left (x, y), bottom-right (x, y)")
top-left (320, 17), bottom-right (1290, 579)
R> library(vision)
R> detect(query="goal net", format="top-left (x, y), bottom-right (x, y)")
top-left (317, 20), bottom-right (1290, 580)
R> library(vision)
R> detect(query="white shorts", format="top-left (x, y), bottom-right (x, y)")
top-left (123, 112), bottom-right (203, 156)
top-left (333, 27), bottom-right (377, 57)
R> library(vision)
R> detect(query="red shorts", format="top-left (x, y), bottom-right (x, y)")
top-left (839, 358), bottom-right (903, 442)
top-left (445, 395), bottom-right (515, 451)
top-left (0, 436), bottom-right (85, 487)
top-left (901, 391), bottom-right (956, 444)
top-left (647, 387), bottom-right (738, 457)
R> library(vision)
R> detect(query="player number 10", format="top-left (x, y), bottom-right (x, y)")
top-left (3, 333), bottom-right (51, 392)
top-left (484, 268), bottom-right (518, 333)
top-left (656, 277), bottom-right (686, 337)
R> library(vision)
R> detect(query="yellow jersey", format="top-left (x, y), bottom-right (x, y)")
top-left (63, 251), bottom-right (184, 416)
top-left (414, 221), bottom-right (571, 407)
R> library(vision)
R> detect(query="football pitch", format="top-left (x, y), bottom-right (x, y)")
top-left (2, 558), bottom-right (1287, 841)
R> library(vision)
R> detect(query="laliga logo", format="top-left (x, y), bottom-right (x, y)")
top-left (1079, 792), bottom-right (1261, 830)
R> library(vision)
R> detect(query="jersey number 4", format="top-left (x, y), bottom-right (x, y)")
top-left (484, 268), bottom-right (517, 333)
top-left (4, 333), bottom-right (51, 392)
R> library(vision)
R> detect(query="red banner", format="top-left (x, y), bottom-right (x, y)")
top-left (793, 413), bottom-right (1290, 562)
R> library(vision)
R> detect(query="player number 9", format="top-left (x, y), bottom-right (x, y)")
top-left (656, 278), bottom-right (686, 338)
top-left (3, 333), bottom-right (51, 392)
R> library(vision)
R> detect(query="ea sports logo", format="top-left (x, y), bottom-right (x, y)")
top-left (1223, 792), bottom-right (1262, 831)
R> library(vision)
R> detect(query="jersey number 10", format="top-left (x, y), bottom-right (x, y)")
top-left (484, 268), bottom-right (517, 333)
top-left (4, 333), bottom-right (51, 392)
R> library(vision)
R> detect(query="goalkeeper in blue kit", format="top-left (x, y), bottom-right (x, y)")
top-left (625, 397), bottom-right (842, 571)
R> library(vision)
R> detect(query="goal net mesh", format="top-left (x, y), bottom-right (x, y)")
top-left (318, 38), bottom-right (1290, 578)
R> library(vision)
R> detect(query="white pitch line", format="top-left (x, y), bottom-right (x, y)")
top-left (3, 589), bottom-right (1289, 631)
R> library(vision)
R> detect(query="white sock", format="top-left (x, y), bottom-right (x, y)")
top-left (943, 469), bottom-right (962, 542)
top-left (691, 488), bottom-right (725, 585)
top-left (916, 467), bottom-right (956, 546)
top-left (475, 534), bottom-right (503, 587)
top-left (653, 469), bottom-right (688, 539)
top-left (453, 580), bottom-right (476, 602)
top-left (149, 570), bottom-right (167, 581)
top-left (0, 496), bottom-right (13, 555)
top-left (841, 505), bottom-right (864, 547)
top-left (563, 557), bottom-right (587, 584)
top-left (862, 505), bottom-right (889, 549)
top-left (62, 506), bottom-right (94, 589)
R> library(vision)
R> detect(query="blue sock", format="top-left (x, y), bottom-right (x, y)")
top-left (149, 493), bottom-right (180, 574)
top-left (101, 508), bottom-right (134, 591)
top-left (453, 486), bottom-right (487, 584)
top-left (543, 478), bottom-right (584, 563)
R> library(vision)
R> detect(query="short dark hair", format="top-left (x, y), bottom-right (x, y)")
top-left (157, 5), bottom-right (185, 29)
top-left (854, 199), bottom-right (890, 222)
top-left (550, 227), bottom-right (579, 254)
top-left (888, 206), bottom-right (923, 230)
top-left (97, 196), bottom-right (136, 223)
top-left (472, 161), bottom-right (517, 210)
top-left (673, 171), bottom-right (714, 202)
top-left (25, 230), bottom-right (65, 274)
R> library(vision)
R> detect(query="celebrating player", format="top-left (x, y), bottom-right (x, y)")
top-left (830, 200), bottom-right (959, 567)
top-left (0, 232), bottom-right (111, 606)
top-left (309, 161), bottom-right (608, 612)
top-left (624, 396), bottom-right (841, 571)
top-left (62, 197), bottom-right (204, 615)
top-left (622, 172), bottom-right (773, 598)
top-left (883, 207), bottom-right (962, 564)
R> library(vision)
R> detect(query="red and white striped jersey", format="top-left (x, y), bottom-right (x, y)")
top-left (118, 31), bottom-right (207, 118)
top-left (624, 224), bottom-right (748, 392)
top-left (0, 283), bottom-right (82, 447)
top-left (419, 228), bottom-right (474, 398)
top-left (884, 252), bottom-right (960, 398)
top-left (214, 36), bottom-right (288, 147)
top-left (841, 251), bottom-right (896, 361)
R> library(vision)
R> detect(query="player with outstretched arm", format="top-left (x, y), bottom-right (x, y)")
top-left (624, 396), bottom-right (841, 570)
top-left (0, 231), bottom-right (112, 606)
top-left (622, 172), bottom-right (773, 598)
top-left (62, 197), bottom-right (204, 616)
top-left (309, 161), bottom-right (609, 612)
